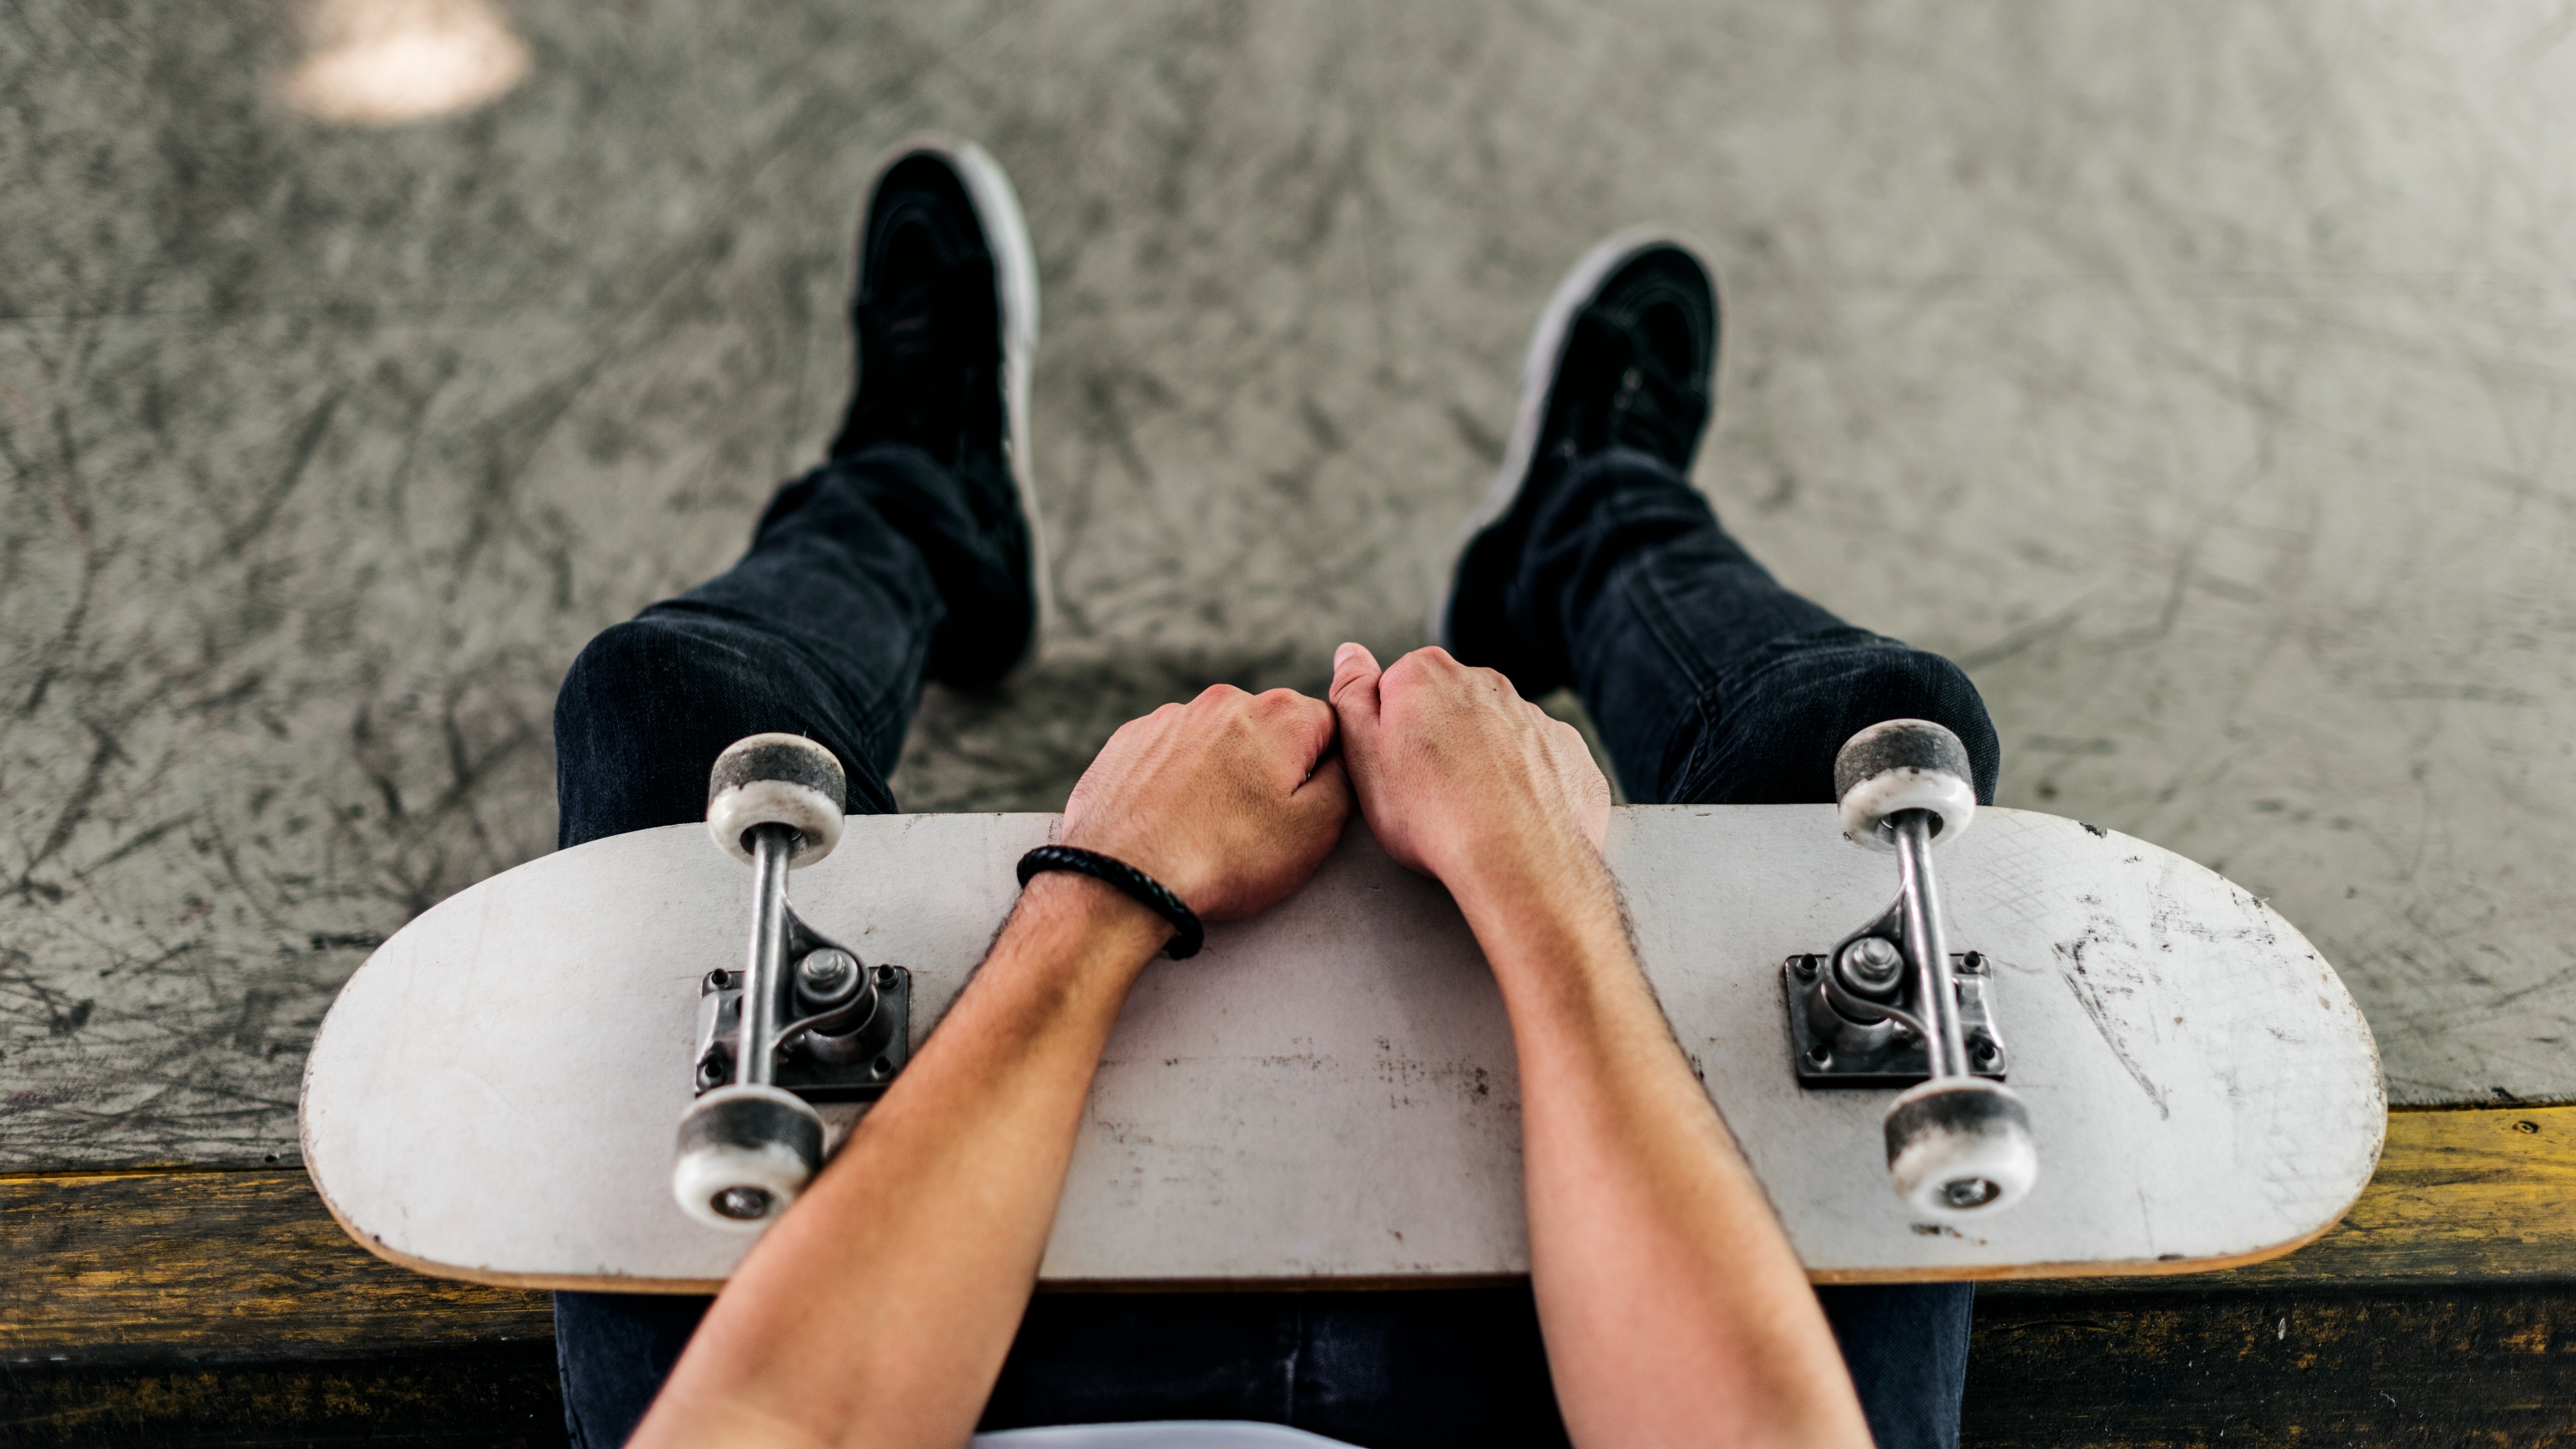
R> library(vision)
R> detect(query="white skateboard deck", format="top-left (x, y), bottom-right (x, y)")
top-left (301, 807), bottom-right (2383, 1290)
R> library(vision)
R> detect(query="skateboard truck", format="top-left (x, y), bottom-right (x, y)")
top-left (670, 733), bottom-right (912, 1233)
top-left (1786, 720), bottom-right (2039, 1217)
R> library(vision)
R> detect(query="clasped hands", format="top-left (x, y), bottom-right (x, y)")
top-left (1052, 642), bottom-right (1615, 948)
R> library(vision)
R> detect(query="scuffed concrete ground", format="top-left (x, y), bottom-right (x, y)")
top-left (5, 0), bottom-right (2573, 1167)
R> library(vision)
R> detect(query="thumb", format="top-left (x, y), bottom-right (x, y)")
top-left (1328, 642), bottom-right (1385, 762)
top-left (1289, 752), bottom-right (1355, 836)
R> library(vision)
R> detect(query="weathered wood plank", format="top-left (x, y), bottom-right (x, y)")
top-left (0, 1343), bottom-right (568, 1449)
top-left (1964, 1283), bottom-right (2576, 1447)
top-left (9, 1106), bottom-right (2575, 1366)
top-left (0, 1169), bottom-right (548, 1366)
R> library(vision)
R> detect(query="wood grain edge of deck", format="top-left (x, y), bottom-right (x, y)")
top-left (2195, 1102), bottom-right (2576, 1287)
top-left (8, 1104), bottom-right (2573, 1360)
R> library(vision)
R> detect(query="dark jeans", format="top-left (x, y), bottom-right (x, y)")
top-left (550, 443), bottom-right (1995, 1449)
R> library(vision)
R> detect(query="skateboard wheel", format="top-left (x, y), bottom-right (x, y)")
top-left (706, 733), bottom-right (847, 867)
top-left (1882, 1077), bottom-right (2037, 1216)
top-left (671, 1084), bottom-right (826, 1231)
top-left (1834, 720), bottom-right (1977, 852)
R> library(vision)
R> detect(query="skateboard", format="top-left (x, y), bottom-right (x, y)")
top-left (300, 722), bottom-right (2384, 1291)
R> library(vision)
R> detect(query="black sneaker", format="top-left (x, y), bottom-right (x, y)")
top-left (1431, 229), bottom-right (1720, 698)
top-left (830, 136), bottom-right (1048, 686)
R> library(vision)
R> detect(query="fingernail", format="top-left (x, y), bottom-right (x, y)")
top-left (1334, 642), bottom-right (1359, 668)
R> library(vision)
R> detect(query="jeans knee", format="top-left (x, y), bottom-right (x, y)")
top-left (556, 619), bottom-right (678, 743)
top-left (1837, 646), bottom-right (2001, 805)
top-left (557, 612), bottom-right (755, 738)
top-left (552, 610), bottom-right (896, 846)
top-left (552, 620), bottom-right (716, 847)
top-left (1663, 631), bottom-right (2002, 807)
top-left (558, 618), bottom-right (647, 708)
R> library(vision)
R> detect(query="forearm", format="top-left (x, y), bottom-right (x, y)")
top-left (634, 875), bottom-right (1169, 1449)
top-left (1450, 849), bottom-right (1870, 1449)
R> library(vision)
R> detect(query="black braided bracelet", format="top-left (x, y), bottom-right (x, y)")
top-left (1016, 845), bottom-right (1205, 960)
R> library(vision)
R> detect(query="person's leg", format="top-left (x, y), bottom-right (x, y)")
top-left (1514, 445), bottom-right (1999, 809)
top-left (554, 1291), bottom-right (712, 1449)
top-left (1815, 1283), bottom-right (1976, 1449)
top-left (554, 445), bottom-right (990, 841)
top-left (550, 136), bottom-right (1041, 1448)
top-left (1437, 234), bottom-right (1984, 1449)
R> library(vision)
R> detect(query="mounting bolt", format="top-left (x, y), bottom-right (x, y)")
top-left (694, 1046), bottom-right (732, 1091)
top-left (1843, 936), bottom-right (1905, 992)
top-left (795, 948), bottom-right (862, 1008)
top-left (1804, 1044), bottom-right (1832, 1069)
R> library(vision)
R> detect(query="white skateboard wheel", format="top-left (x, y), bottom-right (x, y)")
top-left (1834, 720), bottom-right (1977, 852)
top-left (706, 733), bottom-right (847, 867)
top-left (1882, 1077), bottom-right (2037, 1217)
top-left (672, 1084), bottom-right (826, 1231)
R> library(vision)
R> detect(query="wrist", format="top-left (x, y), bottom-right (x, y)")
top-left (1437, 827), bottom-right (1608, 927)
top-left (1022, 843), bottom-right (1206, 958)
top-left (1442, 837), bottom-right (1626, 986)
top-left (1007, 871), bottom-right (1176, 981)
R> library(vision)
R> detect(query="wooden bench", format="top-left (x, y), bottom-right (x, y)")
top-left (9, 1106), bottom-right (2576, 1444)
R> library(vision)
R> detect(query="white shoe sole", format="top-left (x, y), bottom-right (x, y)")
top-left (861, 134), bottom-right (1052, 676)
top-left (1426, 226), bottom-right (1723, 650)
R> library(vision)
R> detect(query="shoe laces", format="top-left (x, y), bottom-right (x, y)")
top-left (1570, 308), bottom-right (1708, 466)
top-left (841, 256), bottom-right (998, 461)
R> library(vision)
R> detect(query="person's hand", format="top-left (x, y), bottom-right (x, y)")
top-left (1058, 685), bottom-right (1353, 921)
top-left (1327, 643), bottom-right (1610, 893)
